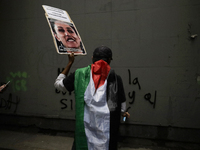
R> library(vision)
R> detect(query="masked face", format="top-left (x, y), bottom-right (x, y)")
top-left (54, 21), bottom-right (81, 49)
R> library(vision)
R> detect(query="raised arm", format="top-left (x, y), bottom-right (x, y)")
top-left (61, 52), bottom-right (75, 76)
top-left (54, 53), bottom-right (75, 92)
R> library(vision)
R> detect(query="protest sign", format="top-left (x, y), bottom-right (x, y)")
top-left (42, 5), bottom-right (86, 55)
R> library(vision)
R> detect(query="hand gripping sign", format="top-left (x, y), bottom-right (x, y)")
top-left (42, 5), bottom-right (86, 55)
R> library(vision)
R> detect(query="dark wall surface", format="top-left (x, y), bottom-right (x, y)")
top-left (0, 0), bottom-right (200, 143)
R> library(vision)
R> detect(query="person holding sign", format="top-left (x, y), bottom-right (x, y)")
top-left (54, 46), bottom-right (130, 150)
top-left (50, 19), bottom-right (85, 54)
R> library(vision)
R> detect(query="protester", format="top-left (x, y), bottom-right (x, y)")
top-left (54, 45), bottom-right (130, 150)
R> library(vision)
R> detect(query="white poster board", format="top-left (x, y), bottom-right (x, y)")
top-left (42, 5), bottom-right (86, 55)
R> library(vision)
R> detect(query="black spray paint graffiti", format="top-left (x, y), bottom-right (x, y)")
top-left (0, 93), bottom-right (20, 113)
top-left (144, 91), bottom-right (157, 108)
top-left (55, 68), bottom-right (157, 111)
top-left (127, 69), bottom-right (157, 111)
top-left (60, 99), bottom-right (73, 110)
top-left (55, 68), bottom-right (73, 110)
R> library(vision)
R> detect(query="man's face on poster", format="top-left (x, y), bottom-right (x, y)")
top-left (54, 21), bottom-right (81, 49)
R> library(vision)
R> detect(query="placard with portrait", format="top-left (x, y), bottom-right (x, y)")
top-left (42, 5), bottom-right (86, 55)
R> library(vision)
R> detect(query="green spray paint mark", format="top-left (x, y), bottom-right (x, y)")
top-left (10, 71), bottom-right (27, 78)
top-left (6, 71), bottom-right (28, 92)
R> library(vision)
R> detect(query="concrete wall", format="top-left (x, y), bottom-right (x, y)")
top-left (0, 0), bottom-right (200, 143)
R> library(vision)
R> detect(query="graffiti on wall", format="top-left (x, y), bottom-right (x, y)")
top-left (6, 71), bottom-right (29, 92)
top-left (60, 99), bottom-right (73, 110)
top-left (55, 68), bottom-right (158, 112)
top-left (0, 93), bottom-right (20, 113)
top-left (0, 71), bottom-right (27, 113)
top-left (127, 69), bottom-right (157, 111)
